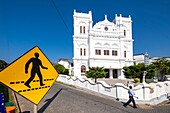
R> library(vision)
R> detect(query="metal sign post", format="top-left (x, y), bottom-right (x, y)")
top-left (34, 104), bottom-right (38, 113)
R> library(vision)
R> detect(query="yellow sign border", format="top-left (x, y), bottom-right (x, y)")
top-left (0, 46), bottom-right (58, 105)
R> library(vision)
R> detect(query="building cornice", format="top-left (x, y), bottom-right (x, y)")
top-left (89, 31), bottom-right (121, 38)
top-left (73, 35), bottom-right (88, 39)
top-left (73, 58), bottom-right (88, 60)
top-left (89, 58), bottom-right (126, 61)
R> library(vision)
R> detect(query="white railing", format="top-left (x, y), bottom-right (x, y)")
top-left (57, 74), bottom-right (170, 105)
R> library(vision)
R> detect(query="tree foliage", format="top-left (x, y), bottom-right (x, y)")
top-left (123, 63), bottom-right (146, 78)
top-left (53, 64), bottom-right (66, 74)
top-left (86, 67), bottom-right (107, 83)
top-left (0, 60), bottom-right (8, 70)
top-left (0, 60), bottom-right (9, 102)
top-left (145, 64), bottom-right (156, 79)
top-left (151, 58), bottom-right (170, 81)
top-left (123, 63), bottom-right (155, 82)
top-left (123, 58), bottom-right (170, 82)
top-left (63, 68), bottom-right (69, 75)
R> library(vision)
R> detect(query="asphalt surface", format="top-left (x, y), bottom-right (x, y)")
top-left (15, 83), bottom-right (170, 113)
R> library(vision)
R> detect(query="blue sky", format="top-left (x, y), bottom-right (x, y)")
top-left (0, 0), bottom-right (170, 63)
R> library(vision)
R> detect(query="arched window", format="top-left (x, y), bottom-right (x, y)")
top-left (112, 50), bottom-right (118, 56)
top-left (81, 65), bottom-right (86, 73)
top-left (83, 26), bottom-right (85, 34)
top-left (124, 30), bottom-right (126, 36)
top-left (124, 51), bottom-right (126, 58)
top-left (80, 48), bottom-right (82, 56)
top-left (80, 26), bottom-right (82, 34)
top-left (95, 49), bottom-right (101, 55)
top-left (104, 50), bottom-right (109, 55)
top-left (80, 26), bottom-right (85, 34)
top-left (84, 48), bottom-right (86, 56)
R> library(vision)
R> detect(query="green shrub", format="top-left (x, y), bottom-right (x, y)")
top-left (63, 69), bottom-right (69, 75)
top-left (134, 78), bottom-right (140, 83)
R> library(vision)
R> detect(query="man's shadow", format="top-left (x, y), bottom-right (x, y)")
top-left (38, 88), bottom-right (63, 113)
top-left (121, 102), bottom-right (135, 108)
top-left (166, 101), bottom-right (170, 104)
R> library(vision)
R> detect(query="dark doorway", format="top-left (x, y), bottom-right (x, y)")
top-left (104, 69), bottom-right (109, 78)
top-left (113, 69), bottom-right (118, 78)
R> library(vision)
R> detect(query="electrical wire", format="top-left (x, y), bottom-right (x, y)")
top-left (51, 0), bottom-right (72, 35)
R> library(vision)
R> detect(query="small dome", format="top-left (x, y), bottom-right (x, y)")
top-left (93, 15), bottom-right (117, 31)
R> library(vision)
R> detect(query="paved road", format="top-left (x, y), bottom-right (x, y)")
top-left (16, 83), bottom-right (170, 113)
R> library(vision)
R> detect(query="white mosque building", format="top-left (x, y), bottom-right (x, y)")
top-left (72, 10), bottom-right (134, 79)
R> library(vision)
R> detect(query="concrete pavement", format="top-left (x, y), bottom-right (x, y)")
top-left (15, 83), bottom-right (170, 113)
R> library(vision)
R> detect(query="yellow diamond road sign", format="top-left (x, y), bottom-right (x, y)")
top-left (0, 46), bottom-right (59, 105)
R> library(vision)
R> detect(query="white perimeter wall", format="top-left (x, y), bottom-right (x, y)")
top-left (57, 74), bottom-right (170, 105)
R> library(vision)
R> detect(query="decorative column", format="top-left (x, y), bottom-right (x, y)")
top-left (109, 69), bottom-right (113, 79)
top-left (141, 52), bottom-right (150, 100)
top-left (142, 71), bottom-right (147, 84)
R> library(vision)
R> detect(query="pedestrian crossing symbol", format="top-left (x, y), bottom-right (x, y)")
top-left (0, 46), bottom-right (59, 105)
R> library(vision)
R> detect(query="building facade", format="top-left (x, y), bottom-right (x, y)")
top-left (133, 52), bottom-right (150, 65)
top-left (58, 58), bottom-right (74, 75)
top-left (73, 10), bottom-right (134, 79)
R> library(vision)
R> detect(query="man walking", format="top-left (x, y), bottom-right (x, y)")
top-left (24, 52), bottom-right (48, 88)
top-left (123, 86), bottom-right (137, 108)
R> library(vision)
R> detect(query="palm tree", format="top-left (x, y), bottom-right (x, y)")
top-left (86, 67), bottom-right (107, 83)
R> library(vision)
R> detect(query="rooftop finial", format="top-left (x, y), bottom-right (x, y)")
top-left (105, 15), bottom-right (107, 20)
